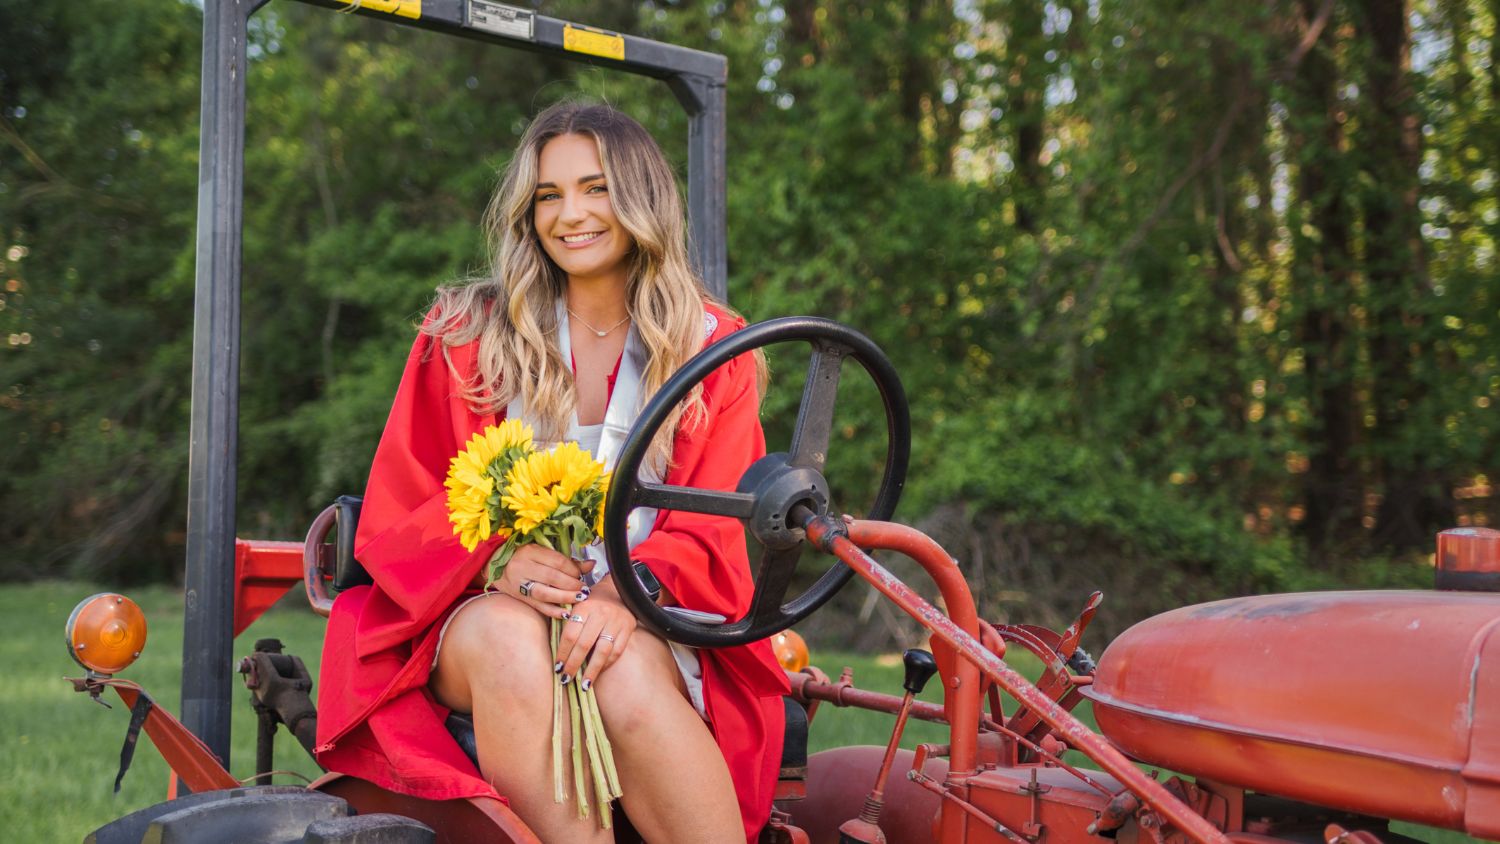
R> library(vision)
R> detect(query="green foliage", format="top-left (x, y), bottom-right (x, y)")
top-left (1, 0), bottom-right (1494, 633)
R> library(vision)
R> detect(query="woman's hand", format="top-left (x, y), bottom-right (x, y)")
top-left (486, 544), bottom-right (594, 620)
top-left (554, 576), bottom-right (638, 689)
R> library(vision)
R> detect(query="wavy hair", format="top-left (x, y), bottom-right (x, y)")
top-left (426, 101), bottom-right (737, 470)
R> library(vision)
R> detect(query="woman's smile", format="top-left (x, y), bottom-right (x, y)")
top-left (559, 230), bottom-right (606, 248)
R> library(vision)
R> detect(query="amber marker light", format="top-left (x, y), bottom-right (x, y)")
top-left (772, 629), bottom-right (809, 673)
top-left (65, 593), bottom-right (148, 676)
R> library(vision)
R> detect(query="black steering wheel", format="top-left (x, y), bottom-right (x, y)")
top-left (604, 316), bottom-right (910, 647)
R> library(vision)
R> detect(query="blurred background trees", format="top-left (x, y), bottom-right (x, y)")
top-left (1, 0), bottom-right (1495, 639)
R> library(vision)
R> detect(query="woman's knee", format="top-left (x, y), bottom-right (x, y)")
top-left (433, 596), bottom-right (554, 710)
top-left (592, 633), bottom-right (690, 729)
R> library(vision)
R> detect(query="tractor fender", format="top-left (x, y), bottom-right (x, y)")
top-left (787, 745), bottom-right (947, 844)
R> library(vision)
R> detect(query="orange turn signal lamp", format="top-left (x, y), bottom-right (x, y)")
top-left (65, 593), bottom-right (148, 676)
top-left (772, 629), bottom-right (809, 673)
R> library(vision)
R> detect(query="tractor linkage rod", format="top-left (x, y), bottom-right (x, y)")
top-left (799, 509), bottom-right (1230, 844)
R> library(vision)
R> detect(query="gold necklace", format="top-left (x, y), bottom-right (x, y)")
top-left (567, 308), bottom-right (631, 338)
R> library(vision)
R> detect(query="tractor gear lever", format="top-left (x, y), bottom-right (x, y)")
top-left (902, 648), bottom-right (938, 696)
top-left (838, 649), bottom-right (936, 844)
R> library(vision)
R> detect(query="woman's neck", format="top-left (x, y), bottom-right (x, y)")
top-left (564, 274), bottom-right (630, 324)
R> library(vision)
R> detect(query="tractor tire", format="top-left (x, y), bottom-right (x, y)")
top-left (140, 789), bottom-right (350, 843)
top-left (85, 786), bottom-right (312, 844)
top-left (301, 814), bottom-right (436, 843)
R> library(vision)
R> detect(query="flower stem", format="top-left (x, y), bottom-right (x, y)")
top-left (551, 616), bottom-right (565, 804)
top-left (569, 677), bottom-right (590, 819)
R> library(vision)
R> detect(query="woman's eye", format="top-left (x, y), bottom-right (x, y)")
top-left (537, 192), bottom-right (559, 202)
top-left (587, 184), bottom-right (608, 194)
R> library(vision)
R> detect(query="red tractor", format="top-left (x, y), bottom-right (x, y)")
top-left (68, 316), bottom-right (1500, 844)
top-left (64, 3), bottom-right (1500, 841)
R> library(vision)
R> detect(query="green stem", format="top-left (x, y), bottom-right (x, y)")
top-left (585, 687), bottom-right (622, 800)
top-left (551, 616), bottom-right (565, 804)
top-left (569, 676), bottom-right (590, 819)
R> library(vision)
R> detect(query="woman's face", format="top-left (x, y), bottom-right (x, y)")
top-left (532, 133), bottom-right (633, 286)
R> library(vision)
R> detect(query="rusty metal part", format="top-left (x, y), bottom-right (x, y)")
top-left (239, 640), bottom-right (320, 770)
top-left (806, 515), bottom-right (1230, 844)
top-left (787, 670), bottom-right (1114, 799)
top-left (68, 677), bottom-right (240, 793)
top-left (908, 768), bottom-right (1031, 844)
top-left (1085, 590), bottom-right (1500, 839)
top-left (1057, 592), bottom-right (1102, 661)
top-left (1089, 790), bottom-right (1143, 835)
top-left (302, 504), bottom-right (340, 616)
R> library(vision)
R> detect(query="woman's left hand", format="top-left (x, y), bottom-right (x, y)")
top-left (555, 578), bottom-right (638, 688)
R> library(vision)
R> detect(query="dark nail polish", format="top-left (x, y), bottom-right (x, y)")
top-left (560, 674), bottom-right (572, 686)
top-left (576, 589), bottom-right (590, 601)
top-left (580, 678), bottom-right (592, 692)
top-left (553, 661), bottom-right (564, 673)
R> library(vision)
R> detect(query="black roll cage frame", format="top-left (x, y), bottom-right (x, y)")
top-left (184, 0), bottom-right (728, 765)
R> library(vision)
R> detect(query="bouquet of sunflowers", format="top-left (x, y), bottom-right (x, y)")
top-left (444, 419), bottom-right (623, 827)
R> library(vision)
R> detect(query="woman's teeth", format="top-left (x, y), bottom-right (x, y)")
top-left (562, 232), bottom-right (601, 243)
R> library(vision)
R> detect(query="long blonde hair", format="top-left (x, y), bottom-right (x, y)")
top-left (426, 102), bottom-right (721, 469)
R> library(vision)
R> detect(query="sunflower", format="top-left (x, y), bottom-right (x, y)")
top-left (503, 442), bottom-right (606, 536)
top-left (445, 420), bottom-right (535, 551)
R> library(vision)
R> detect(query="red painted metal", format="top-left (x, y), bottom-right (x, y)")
top-left (76, 679), bottom-right (242, 793)
top-left (810, 516), bottom-right (1231, 844)
top-left (311, 773), bottom-right (540, 844)
top-left (792, 745), bottom-right (946, 844)
top-left (1437, 526), bottom-right (1500, 590)
top-left (232, 539), bottom-right (304, 636)
top-left (1084, 590), bottom-right (1500, 839)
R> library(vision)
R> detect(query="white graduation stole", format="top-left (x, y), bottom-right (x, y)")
top-left (504, 300), bottom-right (661, 580)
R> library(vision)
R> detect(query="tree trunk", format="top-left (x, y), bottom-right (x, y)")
top-left (1357, 0), bottom-right (1452, 548)
top-left (1291, 0), bottom-right (1362, 554)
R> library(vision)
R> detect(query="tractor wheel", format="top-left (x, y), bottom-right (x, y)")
top-left (85, 786), bottom-right (311, 844)
top-left (302, 813), bottom-right (436, 843)
top-left (138, 789), bottom-right (348, 843)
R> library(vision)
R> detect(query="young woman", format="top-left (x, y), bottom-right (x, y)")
top-left (313, 103), bottom-right (788, 842)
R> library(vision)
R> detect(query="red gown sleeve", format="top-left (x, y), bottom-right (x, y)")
top-left (628, 315), bottom-right (791, 698)
top-left (351, 325), bottom-right (497, 659)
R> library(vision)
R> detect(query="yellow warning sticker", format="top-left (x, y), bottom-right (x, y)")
top-left (335, 0), bottom-right (421, 20)
top-left (563, 23), bottom-right (625, 61)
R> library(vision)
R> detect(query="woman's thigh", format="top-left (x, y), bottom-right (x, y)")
top-left (430, 594), bottom-right (553, 714)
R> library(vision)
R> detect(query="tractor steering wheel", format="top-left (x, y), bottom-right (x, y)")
top-left (603, 316), bottom-right (910, 648)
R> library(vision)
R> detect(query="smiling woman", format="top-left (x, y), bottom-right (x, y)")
top-left (311, 102), bottom-right (785, 844)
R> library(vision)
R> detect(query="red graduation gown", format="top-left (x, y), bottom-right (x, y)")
top-left (314, 303), bottom-right (789, 843)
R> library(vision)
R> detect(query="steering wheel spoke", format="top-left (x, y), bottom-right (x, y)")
top-left (635, 483), bottom-right (757, 519)
top-left (789, 341), bottom-right (846, 472)
top-left (745, 544), bottom-right (805, 628)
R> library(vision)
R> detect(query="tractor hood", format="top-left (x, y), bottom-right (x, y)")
top-left (1083, 591), bottom-right (1500, 838)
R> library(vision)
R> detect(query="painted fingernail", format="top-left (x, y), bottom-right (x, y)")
top-left (560, 674), bottom-right (572, 686)
top-left (575, 589), bottom-right (590, 601)
top-left (553, 661), bottom-right (564, 674)
top-left (580, 678), bottom-right (592, 692)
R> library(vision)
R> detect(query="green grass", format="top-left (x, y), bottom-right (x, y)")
top-left (2, 582), bottom-right (329, 843)
top-left (0, 581), bottom-right (1478, 844)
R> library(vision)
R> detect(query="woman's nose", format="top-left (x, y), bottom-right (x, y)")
top-left (559, 191), bottom-right (587, 224)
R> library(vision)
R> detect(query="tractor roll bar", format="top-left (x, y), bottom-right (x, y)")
top-left (184, 0), bottom-right (728, 766)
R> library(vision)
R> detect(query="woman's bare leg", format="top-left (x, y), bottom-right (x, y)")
top-left (593, 630), bottom-right (745, 842)
top-left (431, 595), bottom-right (612, 843)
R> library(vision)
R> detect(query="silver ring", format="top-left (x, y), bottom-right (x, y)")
top-left (598, 633), bottom-right (616, 643)
top-left (518, 580), bottom-right (535, 598)
top-left (567, 613), bottom-right (586, 624)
